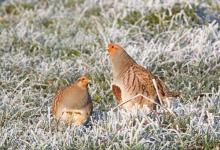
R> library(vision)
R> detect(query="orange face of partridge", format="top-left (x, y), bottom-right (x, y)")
top-left (107, 43), bottom-right (122, 55)
top-left (77, 76), bottom-right (89, 88)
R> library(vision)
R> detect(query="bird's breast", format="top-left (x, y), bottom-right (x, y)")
top-left (63, 90), bottom-right (89, 109)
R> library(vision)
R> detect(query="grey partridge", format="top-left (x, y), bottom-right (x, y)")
top-left (107, 43), bottom-right (180, 110)
top-left (52, 76), bottom-right (93, 125)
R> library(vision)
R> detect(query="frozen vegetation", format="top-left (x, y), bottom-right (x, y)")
top-left (0, 0), bottom-right (220, 149)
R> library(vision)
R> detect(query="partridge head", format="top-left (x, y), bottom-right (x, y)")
top-left (52, 76), bottom-right (93, 125)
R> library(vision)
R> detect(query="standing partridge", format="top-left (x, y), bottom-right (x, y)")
top-left (107, 43), bottom-right (180, 110)
top-left (52, 76), bottom-right (93, 125)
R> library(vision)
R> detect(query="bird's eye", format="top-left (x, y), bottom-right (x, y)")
top-left (111, 45), bottom-right (114, 49)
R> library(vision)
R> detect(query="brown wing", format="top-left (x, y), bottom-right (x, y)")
top-left (130, 64), bottom-right (156, 96)
top-left (112, 84), bottom-right (122, 104)
top-left (132, 65), bottom-right (180, 97)
top-left (120, 65), bottom-right (158, 109)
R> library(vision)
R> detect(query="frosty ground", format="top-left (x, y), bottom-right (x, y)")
top-left (0, 0), bottom-right (220, 149)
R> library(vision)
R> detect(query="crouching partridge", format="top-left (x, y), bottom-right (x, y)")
top-left (52, 76), bottom-right (93, 125)
top-left (107, 43), bottom-right (180, 111)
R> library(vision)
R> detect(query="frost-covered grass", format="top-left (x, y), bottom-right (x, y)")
top-left (0, 0), bottom-right (220, 149)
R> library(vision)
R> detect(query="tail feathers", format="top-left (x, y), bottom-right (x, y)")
top-left (154, 75), bottom-right (181, 98)
top-left (193, 93), bottom-right (212, 100)
top-left (166, 91), bottom-right (181, 97)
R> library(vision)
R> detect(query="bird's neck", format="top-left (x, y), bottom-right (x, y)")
top-left (111, 52), bottom-right (136, 78)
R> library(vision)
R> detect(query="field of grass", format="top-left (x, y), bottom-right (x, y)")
top-left (0, 0), bottom-right (220, 149)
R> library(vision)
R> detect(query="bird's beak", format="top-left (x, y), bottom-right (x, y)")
top-left (85, 79), bottom-right (89, 86)
top-left (107, 43), bottom-right (114, 54)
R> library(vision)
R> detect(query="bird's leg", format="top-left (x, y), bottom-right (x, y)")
top-left (56, 119), bottom-right (59, 132)
top-left (165, 97), bottom-right (171, 108)
top-left (56, 111), bottom-right (65, 131)
top-left (152, 79), bottom-right (163, 106)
